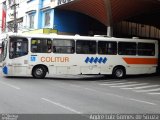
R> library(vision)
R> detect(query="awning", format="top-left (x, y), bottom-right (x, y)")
top-left (56, 0), bottom-right (160, 26)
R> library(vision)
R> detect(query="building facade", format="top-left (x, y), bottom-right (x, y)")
top-left (2, 0), bottom-right (57, 33)
top-left (1, 0), bottom-right (105, 35)
top-left (1, 0), bottom-right (160, 39)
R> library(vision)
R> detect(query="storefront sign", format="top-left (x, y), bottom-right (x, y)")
top-left (58, 0), bottom-right (74, 6)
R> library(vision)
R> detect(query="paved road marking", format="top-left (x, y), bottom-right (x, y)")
top-left (85, 90), bottom-right (157, 106)
top-left (131, 85), bottom-right (160, 90)
top-left (119, 85), bottom-right (159, 90)
top-left (129, 98), bottom-right (156, 105)
top-left (111, 83), bottom-right (148, 88)
top-left (134, 88), bottom-right (160, 93)
top-left (103, 93), bottom-right (157, 106)
top-left (148, 93), bottom-right (160, 95)
top-left (64, 82), bottom-right (158, 107)
top-left (74, 85), bottom-right (158, 106)
top-left (99, 82), bottom-right (137, 86)
top-left (41, 98), bottom-right (81, 114)
top-left (0, 81), bottom-right (20, 90)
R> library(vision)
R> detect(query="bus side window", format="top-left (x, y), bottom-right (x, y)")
top-left (53, 39), bottom-right (75, 54)
top-left (98, 41), bottom-right (117, 55)
top-left (47, 39), bottom-right (52, 53)
top-left (31, 40), bottom-right (38, 52)
top-left (31, 38), bottom-right (52, 53)
top-left (138, 43), bottom-right (155, 56)
top-left (71, 47), bottom-right (74, 53)
top-left (118, 42), bottom-right (136, 55)
top-left (53, 46), bottom-right (56, 53)
top-left (76, 40), bottom-right (96, 54)
top-left (48, 46), bottom-right (51, 53)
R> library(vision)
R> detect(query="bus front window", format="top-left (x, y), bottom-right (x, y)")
top-left (0, 40), bottom-right (8, 62)
top-left (9, 37), bottom-right (28, 59)
top-left (0, 44), bottom-right (2, 62)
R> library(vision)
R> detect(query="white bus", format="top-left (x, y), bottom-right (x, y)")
top-left (1, 33), bottom-right (158, 79)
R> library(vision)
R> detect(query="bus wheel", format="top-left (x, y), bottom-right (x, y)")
top-left (32, 66), bottom-right (46, 79)
top-left (112, 67), bottom-right (126, 79)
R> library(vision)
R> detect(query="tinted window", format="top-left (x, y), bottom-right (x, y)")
top-left (53, 39), bottom-right (75, 54)
top-left (76, 40), bottom-right (96, 54)
top-left (118, 42), bottom-right (136, 55)
top-left (9, 37), bottom-right (28, 59)
top-left (138, 43), bottom-right (155, 56)
top-left (31, 38), bottom-right (52, 53)
top-left (98, 41), bottom-right (117, 55)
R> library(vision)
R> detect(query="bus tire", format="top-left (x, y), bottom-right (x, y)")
top-left (112, 66), bottom-right (126, 79)
top-left (32, 66), bottom-right (46, 79)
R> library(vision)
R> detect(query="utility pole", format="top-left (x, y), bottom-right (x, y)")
top-left (104, 0), bottom-right (113, 37)
top-left (13, 0), bottom-right (17, 33)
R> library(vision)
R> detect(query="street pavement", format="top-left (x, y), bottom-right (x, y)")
top-left (0, 74), bottom-right (160, 115)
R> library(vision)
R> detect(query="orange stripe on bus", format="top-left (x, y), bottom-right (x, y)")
top-left (123, 58), bottom-right (158, 65)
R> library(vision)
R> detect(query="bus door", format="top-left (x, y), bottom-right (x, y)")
top-left (9, 37), bottom-right (28, 76)
top-left (80, 55), bottom-right (101, 74)
top-left (76, 40), bottom-right (101, 74)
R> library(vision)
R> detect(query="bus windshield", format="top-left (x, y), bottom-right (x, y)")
top-left (0, 40), bottom-right (8, 62)
top-left (0, 43), bottom-right (1, 54)
top-left (9, 37), bottom-right (28, 59)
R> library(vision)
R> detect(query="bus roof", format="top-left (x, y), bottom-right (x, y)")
top-left (5, 33), bottom-right (158, 43)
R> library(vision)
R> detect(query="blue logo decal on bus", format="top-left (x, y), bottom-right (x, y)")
top-left (85, 57), bottom-right (107, 64)
top-left (3, 66), bottom-right (8, 75)
top-left (31, 56), bottom-right (36, 62)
